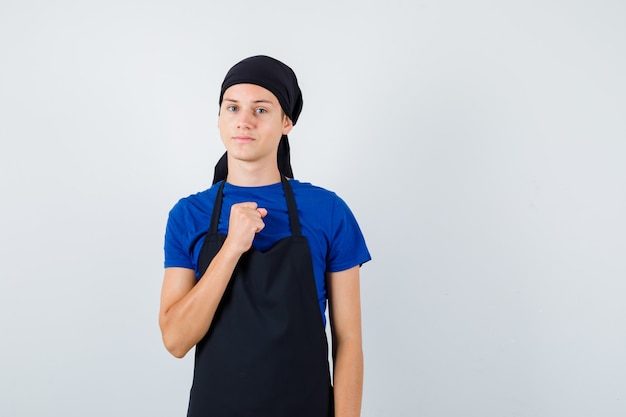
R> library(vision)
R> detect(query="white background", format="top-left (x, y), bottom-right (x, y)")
top-left (1, 1), bottom-right (625, 416)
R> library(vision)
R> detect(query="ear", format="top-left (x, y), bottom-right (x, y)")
top-left (282, 116), bottom-right (293, 135)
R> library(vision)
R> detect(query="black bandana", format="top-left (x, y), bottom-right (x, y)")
top-left (213, 55), bottom-right (303, 184)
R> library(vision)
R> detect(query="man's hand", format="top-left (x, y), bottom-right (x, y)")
top-left (222, 202), bottom-right (267, 255)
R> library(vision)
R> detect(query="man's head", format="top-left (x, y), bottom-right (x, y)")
top-left (213, 56), bottom-right (302, 184)
top-left (219, 55), bottom-right (303, 125)
top-left (218, 83), bottom-right (293, 173)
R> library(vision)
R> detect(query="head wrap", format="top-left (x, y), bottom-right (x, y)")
top-left (213, 55), bottom-right (303, 184)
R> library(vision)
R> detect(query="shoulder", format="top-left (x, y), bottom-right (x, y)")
top-left (167, 183), bottom-right (221, 224)
top-left (290, 179), bottom-right (356, 220)
top-left (290, 179), bottom-right (344, 206)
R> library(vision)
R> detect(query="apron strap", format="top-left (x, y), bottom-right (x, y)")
top-left (209, 180), bottom-right (226, 234)
top-left (281, 176), bottom-right (302, 237)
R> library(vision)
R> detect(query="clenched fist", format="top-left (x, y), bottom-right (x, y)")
top-left (222, 202), bottom-right (268, 256)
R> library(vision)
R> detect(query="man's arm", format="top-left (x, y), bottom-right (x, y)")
top-left (158, 248), bottom-right (240, 358)
top-left (327, 266), bottom-right (363, 417)
top-left (159, 202), bottom-right (267, 358)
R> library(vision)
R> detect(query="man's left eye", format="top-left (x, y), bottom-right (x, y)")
top-left (256, 108), bottom-right (267, 114)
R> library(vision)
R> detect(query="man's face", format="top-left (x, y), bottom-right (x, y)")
top-left (218, 83), bottom-right (292, 169)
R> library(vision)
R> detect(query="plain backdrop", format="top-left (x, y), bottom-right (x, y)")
top-left (1, 1), bottom-right (625, 416)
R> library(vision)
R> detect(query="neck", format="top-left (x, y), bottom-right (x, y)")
top-left (226, 159), bottom-right (282, 186)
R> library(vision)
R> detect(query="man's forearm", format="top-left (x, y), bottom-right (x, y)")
top-left (333, 338), bottom-right (364, 417)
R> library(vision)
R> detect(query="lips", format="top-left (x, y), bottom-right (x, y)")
top-left (233, 136), bottom-right (254, 143)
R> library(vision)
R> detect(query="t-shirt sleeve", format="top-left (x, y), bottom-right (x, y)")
top-left (326, 195), bottom-right (371, 273)
top-left (163, 202), bottom-right (194, 270)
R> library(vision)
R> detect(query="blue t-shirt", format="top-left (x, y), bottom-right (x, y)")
top-left (164, 179), bottom-right (371, 320)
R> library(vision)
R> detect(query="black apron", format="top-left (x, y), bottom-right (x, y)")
top-left (187, 177), bottom-right (333, 417)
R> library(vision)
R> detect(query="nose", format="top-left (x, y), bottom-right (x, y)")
top-left (236, 110), bottom-right (254, 130)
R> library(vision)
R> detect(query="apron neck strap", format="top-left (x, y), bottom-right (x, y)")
top-left (281, 176), bottom-right (302, 237)
top-left (209, 180), bottom-right (227, 235)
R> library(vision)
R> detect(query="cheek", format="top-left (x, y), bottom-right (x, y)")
top-left (217, 116), bottom-right (230, 137)
top-left (217, 115), bottom-right (230, 130)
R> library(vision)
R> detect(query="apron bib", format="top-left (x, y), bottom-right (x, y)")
top-left (187, 177), bottom-right (333, 417)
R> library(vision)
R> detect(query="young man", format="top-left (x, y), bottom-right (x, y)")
top-left (159, 55), bottom-right (371, 417)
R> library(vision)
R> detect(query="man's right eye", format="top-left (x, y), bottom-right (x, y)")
top-left (227, 105), bottom-right (237, 112)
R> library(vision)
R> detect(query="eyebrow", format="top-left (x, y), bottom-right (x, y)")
top-left (223, 98), bottom-right (275, 105)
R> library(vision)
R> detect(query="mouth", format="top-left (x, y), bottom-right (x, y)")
top-left (233, 136), bottom-right (254, 143)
